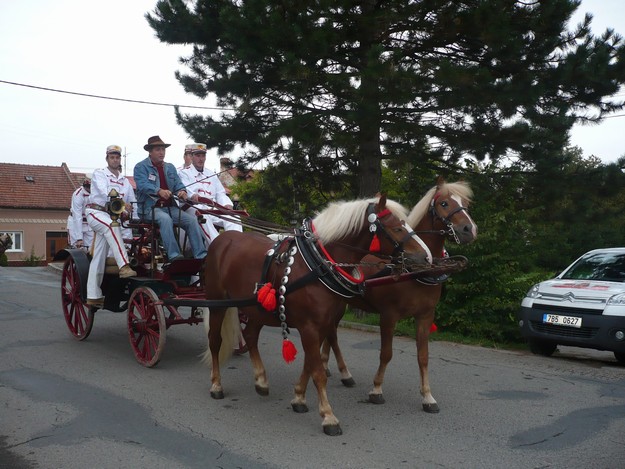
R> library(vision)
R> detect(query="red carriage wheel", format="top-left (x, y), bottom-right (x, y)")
top-left (127, 286), bottom-right (166, 367)
top-left (61, 255), bottom-right (94, 340)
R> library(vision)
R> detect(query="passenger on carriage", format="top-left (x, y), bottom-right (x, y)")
top-left (176, 144), bottom-right (193, 174)
top-left (67, 178), bottom-right (93, 250)
top-left (85, 145), bottom-right (137, 306)
top-left (178, 143), bottom-right (243, 245)
top-left (133, 135), bottom-right (208, 262)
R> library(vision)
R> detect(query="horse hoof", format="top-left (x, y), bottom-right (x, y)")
top-left (368, 393), bottom-right (385, 405)
top-left (325, 368), bottom-right (332, 377)
top-left (210, 390), bottom-right (224, 400)
top-left (323, 424), bottom-right (343, 436)
top-left (255, 385), bottom-right (269, 396)
top-left (422, 402), bottom-right (440, 413)
top-left (341, 377), bottom-right (356, 387)
top-left (291, 402), bottom-right (309, 413)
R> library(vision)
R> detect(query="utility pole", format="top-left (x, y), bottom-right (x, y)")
top-left (123, 147), bottom-right (129, 176)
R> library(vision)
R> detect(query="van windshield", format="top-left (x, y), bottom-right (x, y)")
top-left (561, 252), bottom-right (625, 282)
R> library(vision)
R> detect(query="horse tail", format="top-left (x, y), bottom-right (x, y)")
top-left (201, 306), bottom-right (238, 366)
top-left (219, 307), bottom-right (238, 364)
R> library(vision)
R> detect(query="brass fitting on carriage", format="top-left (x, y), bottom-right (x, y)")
top-left (106, 188), bottom-right (126, 227)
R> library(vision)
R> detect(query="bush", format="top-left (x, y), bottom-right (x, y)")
top-left (22, 245), bottom-right (44, 267)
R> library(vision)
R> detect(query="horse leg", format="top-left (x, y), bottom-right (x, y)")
top-left (292, 328), bottom-right (342, 436)
top-left (324, 327), bottom-right (355, 387)
top-left (416, 316), bottom-right (439, 413)
top-left (206, 307), bottom-right (226, 399)
top-left (368, 314), bottom-right (397, 404)
top-left (242, 319), bottom-right (269, 396)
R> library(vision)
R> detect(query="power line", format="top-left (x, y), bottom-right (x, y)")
top-left (0, 79), bottom-right (235, 111)
top-left (2, 78), bottom-right (625, 120)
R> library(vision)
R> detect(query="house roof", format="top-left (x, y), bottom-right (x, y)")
top-left (0, 162), bottom-right (86, 210)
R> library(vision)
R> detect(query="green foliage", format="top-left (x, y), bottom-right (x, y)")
top-left (149, 0), bottom-right (625, 196)
top-left (22, 245), bottom-right (44, 267)
top-left (0, 253), bottom-right (7, 267)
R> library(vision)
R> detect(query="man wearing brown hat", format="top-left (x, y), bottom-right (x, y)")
top-left (133, 136), bottom-right (207, 261)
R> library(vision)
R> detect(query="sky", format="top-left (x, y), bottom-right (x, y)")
top-left (0, 0), bottom-right (624, 178)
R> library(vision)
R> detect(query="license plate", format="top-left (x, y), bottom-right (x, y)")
top-left (542, 314), bottom-right (582, 328)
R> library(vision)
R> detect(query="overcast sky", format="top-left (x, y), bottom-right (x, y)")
top-left (0, 0), bottom-right (624, 177)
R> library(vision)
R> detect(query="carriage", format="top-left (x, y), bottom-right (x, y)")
top-left (54, 200), bottom-right (252, 367)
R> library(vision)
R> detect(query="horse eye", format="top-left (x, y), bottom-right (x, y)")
top-left (440, 201), bottom-right (449, 208)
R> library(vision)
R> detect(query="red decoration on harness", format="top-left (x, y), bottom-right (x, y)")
top-left (282, 338), bottom-right (297, 363)
top-left (369, 233), bottom-right (381, 252)
top-left (430, 323), bottom-right (438, 333)
top-left (257, 283), bottom-right (277, 311)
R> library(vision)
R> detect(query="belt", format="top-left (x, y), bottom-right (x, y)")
top-left (86, 203), bottom-right (106, 211)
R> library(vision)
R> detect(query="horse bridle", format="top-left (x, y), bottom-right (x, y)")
top-left (366, 203), bottom-right (419, 258)
top-left (428, 196), bottom-right (470, 245)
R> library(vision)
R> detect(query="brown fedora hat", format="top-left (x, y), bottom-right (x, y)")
top-left (143, 135), bottom-right (171, 151)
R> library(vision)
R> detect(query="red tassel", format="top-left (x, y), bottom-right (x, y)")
top-left (430, 323), bottom-right (438, 333)
top-left (282, 338), bottom-right (297, 363)
top-left (257, 283), bottom-right (277, 311)
top-left (369, 233), bottom-right (381, 252)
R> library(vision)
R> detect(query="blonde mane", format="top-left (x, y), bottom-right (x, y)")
top-left (406, 181), bottom-right (473, 228)
top-left (312, 198), bottom-right (408, 244)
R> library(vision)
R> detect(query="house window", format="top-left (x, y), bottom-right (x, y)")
top-left (4, 231), bottom-right (23, 252)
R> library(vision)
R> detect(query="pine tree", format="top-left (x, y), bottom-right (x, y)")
top-left (147, 0), bottom-right (625, 196)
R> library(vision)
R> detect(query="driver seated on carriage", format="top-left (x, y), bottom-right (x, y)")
top-left (133, 136), bottom-right (208, 262)
top-left (85, 145), bottom-right (137, 306)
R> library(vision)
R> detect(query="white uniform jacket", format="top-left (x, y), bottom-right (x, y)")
top-left (89, 168), bottom-right (137, 209)
top-left (179, 166), bottom-right (233, 207)
top-left (68, 186), bottom-right (92, 245)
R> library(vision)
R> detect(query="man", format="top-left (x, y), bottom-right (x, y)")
top-left (177, 144), bottom-right (193, 175)
top-left (68, 178), bottom-right (93, 249)
top-left (85, 145), bottom-right (137, 306)
top-left (133, 135), bottom-right (207, 261)
top-left (179, 143), bottom-right (243, 241)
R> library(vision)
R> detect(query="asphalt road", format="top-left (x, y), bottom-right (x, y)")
top-left (1, 266), bottom-right (624, 469)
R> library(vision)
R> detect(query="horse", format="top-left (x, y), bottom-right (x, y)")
top-left (0, 233), bottom-right (13, 256)
top-left (321, 181), bottom-right (477, 412)
top-left (202, 195), bottom-right (432, 436)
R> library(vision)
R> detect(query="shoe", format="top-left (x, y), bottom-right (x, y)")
top-left (119, 265), bottom-right (137, 278)
top-left (86, 297), bottom-right (104, 306)
top-left (168, 255), bottom-right (184, 262)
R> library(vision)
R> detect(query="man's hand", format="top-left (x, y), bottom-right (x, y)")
top-left (177, 190), bottom-right (188, 201)
top-left (158, 189), bottom-right (172, 200)
top-left (190, 194), bottom-right (199, 203)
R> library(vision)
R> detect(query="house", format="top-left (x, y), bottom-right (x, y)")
top-left (0, 162), bottom-right (86, 265)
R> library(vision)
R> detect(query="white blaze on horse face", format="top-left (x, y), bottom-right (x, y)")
top-left (451, 194), bottom-right (478, 239)
top-left (411, 230), bottom-right (432, 264)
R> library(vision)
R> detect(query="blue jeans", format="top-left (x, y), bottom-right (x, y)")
top-left (144, 206), bottom-right (207, 259)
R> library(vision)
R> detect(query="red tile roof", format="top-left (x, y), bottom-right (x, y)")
top-left (0, 162), bottom-right (86, 210)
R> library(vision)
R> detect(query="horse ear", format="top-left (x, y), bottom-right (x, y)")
top-left (376, 192), bottom-right (387, 211)
top-left (435, 175), bottom-right (445, 186)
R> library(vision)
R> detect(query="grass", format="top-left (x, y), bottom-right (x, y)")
top-left (342, 309), bottom-right (527, 351)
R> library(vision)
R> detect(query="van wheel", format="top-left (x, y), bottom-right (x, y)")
top-left (614, 352), bottom-right (625, 365)
top-left (529, 340), bottom-right (557, 357)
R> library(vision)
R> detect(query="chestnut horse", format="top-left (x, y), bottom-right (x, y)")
top-left (322, 181), bottom-right (477, 412)
top-left (202, 195), bottom-right (432, 436)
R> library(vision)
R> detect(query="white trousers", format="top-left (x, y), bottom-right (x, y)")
top-left (86, 208), bottom-right (130, 300)
top-left (185, 206), bottom-right (220, 245)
